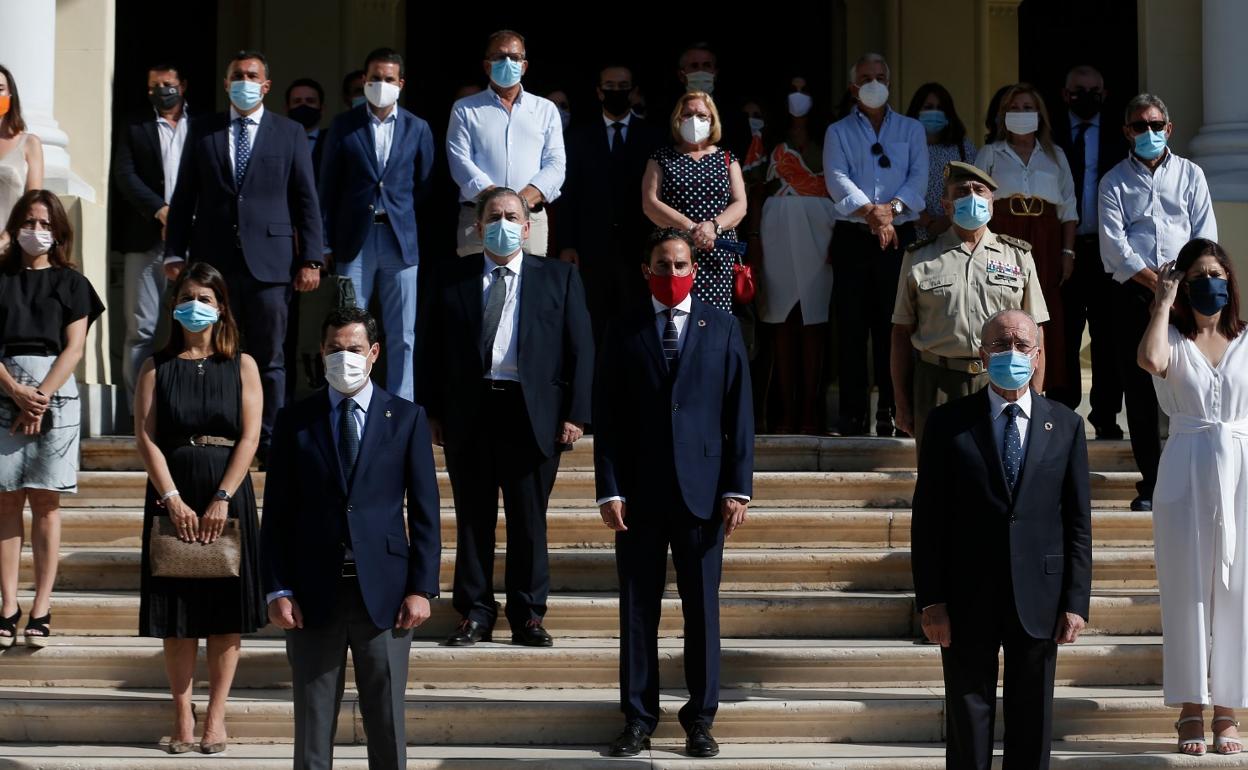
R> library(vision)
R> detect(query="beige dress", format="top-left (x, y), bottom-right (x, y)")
top-left (0, 134), bottom-right (30, 227)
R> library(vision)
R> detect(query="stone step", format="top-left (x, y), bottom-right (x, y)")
top-left (0, 637), bottom-right (1162, 690)
top-left (60, 470), bottom-right (1142, 509)
top-left (10, 589), bottom-right (1163, 639)
top-left (79, 435), bottom-right (1142, 473)
top-left (19, 546), bottom-right (1159, 592)
top-left (35, 507), bottom-right (1156, 549)
top-left (3, 740), bottom-right (1241, 769)
top-left (0, 685), bottom-right (1205, 745)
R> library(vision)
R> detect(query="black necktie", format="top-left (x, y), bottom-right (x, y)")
top-left (1002, 403), bottom-right (1023, 491)
top-left (610, 122), bottom-right (625, 157)
top-left (662, 309), bottom-right (679, 364)
top-left (1071, 121), bottom-right (1091, 221)
top-left (338, 398), bottom-right (360, 482)
top-left (481, 266), bottom-right (508, 367)
top-left (234, 116), bottom-right (254, 190)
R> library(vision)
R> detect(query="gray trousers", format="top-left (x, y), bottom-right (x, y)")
top-left (912, 357), bottom-right (990, 449)
top-left (121, 245), bottom-right (169, 409)
top-left (286, 578), bottom-right (412, 770)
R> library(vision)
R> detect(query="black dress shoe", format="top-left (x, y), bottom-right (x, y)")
top-left (685, 724), bottom-right (719, 757)
top-left (444, 618), bottom-right (491, 646)
top-left (1130, 495), bottom-right (1153, 512)
top-left (608, 721), bottom-right (650, 757)
top-left (511, 619), bottom-right (553, 647)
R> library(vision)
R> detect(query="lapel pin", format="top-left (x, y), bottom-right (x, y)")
top-left (1044, 421), bottom-right (1053, 431)
top-left (385, 410), bottom-right (392, 418)
top-left (698, 319), bottom-right (707, 327)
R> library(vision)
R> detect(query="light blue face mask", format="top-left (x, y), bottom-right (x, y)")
top-left (173, 300), bottom-right (220, 333)
top-left (351, 95), bottom-right (367, 109)
top-left (918, 109), bottom-right (948, 135)
top-left (1134, 129), bottom-right (1167, 160)
top-left (951, 193), bottom-right (992, 230)
top-left (987, 349), bottom-right (1035, 390)
top-left (228, 80), bottom-right (264, 111)
top-left (483, 218), bottom-right (524, 257)
top-left (490, 57), bottom-right (524, 89)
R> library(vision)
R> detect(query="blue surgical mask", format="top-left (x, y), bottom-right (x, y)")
top-left (1134, 129), bottom-right (1167, 160)
top-left (987, 350), bottom-right (1035, 390)
top-left (173, 300), bottom-right (219, 332)
top-left (490, 57), bottom-right (524, 89)
top-left (951, 193), bottom-right (992, 230)
top-left (351, 95), bottom-right (367, 109)
top-left (228, 80), bottom-right (264, 111)
top-left (918, 109), bottom-right (948, 135)
top-left (483, 218), bottom-right (524, 257)
top-left (1188, 276), bottom-right (1230, 316)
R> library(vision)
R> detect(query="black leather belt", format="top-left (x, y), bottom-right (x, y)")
top-left (373, 211), bottom-right (390, 225)
top-left (484, 379), bottom-right (521, 392)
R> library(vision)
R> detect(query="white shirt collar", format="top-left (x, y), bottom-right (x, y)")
top-left (987, 385), bottom-right (1032, 421)
top-left (327, 377), bottom-right (374, 413)
top-left (490, 85), bottom-right (525, 108)
top-left (368, 106), bottom-right (398, 126)
top-left (483, 251), bottom-right (524, 277)
top-left (603, 112), bottom-right (633, 128)
top-left (229, 104), bottom-right (265, 124)
top-left (652, 294), bottom-right (693, 315)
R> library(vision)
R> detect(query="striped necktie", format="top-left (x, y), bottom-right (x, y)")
top-left (662, 309), bottom-right (679, 364)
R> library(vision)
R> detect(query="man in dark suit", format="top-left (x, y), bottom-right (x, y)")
top-left (912, 308), bottom-right (1092, 770)
top-left (595, 228), bottom-right (754, 759)
top-left (319, 48), bottom-right (435, 403)
top-left (112, 62), bottom-right (191, 409)
top-left (285, 77), bottom-right (326, 181)
top-left (419, 187), bottom-right (593, 648)
top-left (559, 64), bottom-right (662, 343)
top-left (261, 306), bottom-right (440, 770)
top-left (164, 50), bottom-right (323, 458)
top-left (1051, 65), bottom-right (1126, 435)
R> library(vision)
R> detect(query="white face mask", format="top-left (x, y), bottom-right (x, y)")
top-left (679, 116), bottom-right (712, 144)
top-left (788, 91), bottom-right (813, 117)
top-left (324, 350), bottom-right (370, 394)
top-left (17, 228), bottom-right (54, 256)
top-left (856, 79), bottom-right (889, 110)
top-left (1004, 110), bottom-right (1039, 135)
top-left (364, 81), bottom-right (401, 110)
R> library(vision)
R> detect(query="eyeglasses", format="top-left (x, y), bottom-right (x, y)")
top-left (871, 142), bottom-right (892, 169)
top-left (1128, 120), bottom-right (1167, 133)
top-left (487, 53), bottom-right (525, 63)
top-left (985, 340), bottom-right (1037, 354)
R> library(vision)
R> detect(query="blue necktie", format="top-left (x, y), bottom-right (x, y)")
top-left (1002, 403), bottom-right (1022, 491)
top-left (662, 309), bottom-right (679, 364)
top-left (234, 116), bottom-right (254, 190)
top-left (338, 398), bottom-right (360, 482)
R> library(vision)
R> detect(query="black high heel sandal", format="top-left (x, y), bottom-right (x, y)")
top-left (0, 608), bottom-right (20, 650)
top-left (23, 612), bottom-right (50, 649)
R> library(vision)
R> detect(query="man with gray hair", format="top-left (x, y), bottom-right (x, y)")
top-left (824, 52), bottom-right (929, 437)
top-left (1099, 93), bottom-right (1217, 512)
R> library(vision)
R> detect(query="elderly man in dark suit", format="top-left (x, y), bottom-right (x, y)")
top-left (164, 50), bottom-right (323, 460)
top-left (419, 186), bottom-right (594, 648)
top-left (595, 228), bottom-right (754, 759)
top-left (261, 306), bottom-right (440, 770)
top-left (912, 308), bottom-right (1092, 770)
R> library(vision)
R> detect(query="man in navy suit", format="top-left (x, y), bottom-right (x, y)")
top-left (419, 187), bottom-right (593, 648)
top-left (164, 50), bottom-right (323, 459)
top-left (912, 309), bottom-right (1092, 770)
top-left (319, 48), bottom-right (435, 402)
top-left (261, 306), bottom-right (440, 770)
top-left (594, 228), bottom-right (754, 759)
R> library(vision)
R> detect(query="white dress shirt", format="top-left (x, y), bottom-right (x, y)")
top-left (447, 87), bottom-right (566, 203)
top-left (482, 252), bottom-right (523, 382)
top-left (974, 141), bottom-right (1078, 223)
top-left (1098, 150), bottom-right (1219, 283)
top-left (227, 104), bottom-right (264, 178)
top-left (988, 385), bottom-right (1033, 467)
top-left (266, 380), bottom-right (375, 605)
top-left (155, 108), bottom-right (189, 205)
top-left (603, 111), bottom-right (632, 147)
top-left (822, 105), bottom-right (929, 224)
top-left (369, 106), bottom-right (397, 213)
top-left (1069, 112), bottom-right (1100, 235)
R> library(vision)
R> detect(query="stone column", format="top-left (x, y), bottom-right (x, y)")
top-left (1189, 0), bottom-right (1248, 201)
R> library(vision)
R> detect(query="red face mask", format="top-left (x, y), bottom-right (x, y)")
top-left (647, 268), bottom-right (695, 307)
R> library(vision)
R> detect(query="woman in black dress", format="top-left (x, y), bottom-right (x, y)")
top-left (133, 262), bottom-right (264, 754)
top-left (642, 90), bottom-right (748, 312)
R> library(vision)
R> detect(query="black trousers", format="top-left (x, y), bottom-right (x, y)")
top-left (224, 262), bottom-right (292, 450)
top-left (942, 587), bottom-right (1058, 770)
top-left (444, 384), bottom-right (561, 631)
top-left (830, 221), bottom-right (912, 427)
top-left (1112, 279), bottom-right (1160, 497)
top-left (1052, 234), bottom-right (1123, 424)
top-left (616, 503), bottom-right (724, 733)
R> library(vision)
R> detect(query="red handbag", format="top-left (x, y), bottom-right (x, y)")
top-left (733, 257), bottom-right (756, 305)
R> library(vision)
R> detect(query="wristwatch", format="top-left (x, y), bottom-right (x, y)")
top-left (712, 218), bottom-right (723, 235)
top-left (214, 489), bottom-right (232, 502)
top-left (304, 261), bottom-right (324, 271)
top-left (890, 199), bottom-right (904, 216)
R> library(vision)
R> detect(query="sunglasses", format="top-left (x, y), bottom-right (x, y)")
top-left (1128, 120), bottom-right (1167, 133)
top-left (872, 142), bottom-right (892, 169)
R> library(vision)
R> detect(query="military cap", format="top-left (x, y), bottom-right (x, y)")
top-left (943, 161), bottom-right (998, 191)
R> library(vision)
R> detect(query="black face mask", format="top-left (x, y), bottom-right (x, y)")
top-left (289, 104), bottom-right (322, 129)
top-left (1068, 90), bottom-right (1103, 120)
top-left (601, 89), bottom-right (632, 117)
top-left (148, 86), bottom-right (181, 112)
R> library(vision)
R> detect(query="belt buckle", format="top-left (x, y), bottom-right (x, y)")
top-left (188, 435), bottom-right (203, 447)
top-left (968, 360), bottom-right (983, 374)
top-left (1009, 195), bottom-right (1044, 217)
top-left (488, 380), bottom-right (507, 391)
top-left (341, 561), bottom-right (358, 578)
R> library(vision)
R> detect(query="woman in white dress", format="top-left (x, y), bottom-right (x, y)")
top-left (0, 65), bottom-right (44, 252)
top-left (1138, 238), bottom-right (1248, 756)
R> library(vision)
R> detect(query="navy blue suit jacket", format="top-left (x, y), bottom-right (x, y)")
top-left (593, 297), bottom-right (754, 518)
top-left (318, 105), bottom-right (435, 264)
top-left (911, 388), bottom-right (1093, 638)
top-left (110, 108), bottom-right (194, 253)
top-left (419, 253), bottom-right (594, 459)
top-left (260, 385), bottom-right (441, 630)
top-left (165, 109), bottom-right (322, 284)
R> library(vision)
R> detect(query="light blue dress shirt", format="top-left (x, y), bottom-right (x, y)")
top-left (822, 105), bottom-right (929, 224)
top-left (446, 87), bottom-right (566, 204)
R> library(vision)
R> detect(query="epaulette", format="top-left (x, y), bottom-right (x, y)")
top-left (996, 234), bottom-right (1032, 251)
top-left (906, 235), bottom-right (939, 253)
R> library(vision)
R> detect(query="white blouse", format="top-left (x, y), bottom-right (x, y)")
top-left (974, 141), bottom-right (1078, 223)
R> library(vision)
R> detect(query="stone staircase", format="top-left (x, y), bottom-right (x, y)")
top-left (1, 436), bottom-right (1243, 768)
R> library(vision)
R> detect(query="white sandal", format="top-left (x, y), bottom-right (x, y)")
top-left (1175, 715), bottom-right (1207, 755)
top-left (1213, 715), bottom-right (1243, 755)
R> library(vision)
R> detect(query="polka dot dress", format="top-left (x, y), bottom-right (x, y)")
top-left (653, 145), bottom-right (738, 312)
